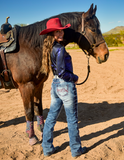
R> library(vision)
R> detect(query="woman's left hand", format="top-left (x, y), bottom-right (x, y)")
top-left (75, 80), bottom-right (78, 84)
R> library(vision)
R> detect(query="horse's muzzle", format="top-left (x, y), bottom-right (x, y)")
top-left (97, 52), bottom-right (109, 64)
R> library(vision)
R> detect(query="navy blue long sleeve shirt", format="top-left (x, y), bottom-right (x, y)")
top-left (51, 41), bottom-right (78, 82)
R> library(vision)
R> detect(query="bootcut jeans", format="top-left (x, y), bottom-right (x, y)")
top-left (42, 77), bottom-right (84, 157)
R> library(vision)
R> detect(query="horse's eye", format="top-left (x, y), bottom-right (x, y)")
top-left (88, 26), bottom-right (96, 33)
top-left (91, 28), bottom-right (96, 32)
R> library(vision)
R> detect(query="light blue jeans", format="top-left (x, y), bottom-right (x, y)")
top-left (42, 77), bottom-right (83, 157)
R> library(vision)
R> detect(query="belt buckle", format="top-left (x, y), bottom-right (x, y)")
top-left (54, 75), bottom-right (59, 79)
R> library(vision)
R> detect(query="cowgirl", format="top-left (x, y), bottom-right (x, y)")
top-left (40, 18), bottom-right (87, 158)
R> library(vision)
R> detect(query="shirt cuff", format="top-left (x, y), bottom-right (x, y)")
top-left (73, 74), bottom-right (78, 82)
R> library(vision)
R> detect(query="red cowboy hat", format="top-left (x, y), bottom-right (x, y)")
top-left (39, 18), bottom-right (71, 35)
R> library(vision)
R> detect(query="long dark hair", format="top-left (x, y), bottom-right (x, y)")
top-left (41, 33), bottom-right (55, 75)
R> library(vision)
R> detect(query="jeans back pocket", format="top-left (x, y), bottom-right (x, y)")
top-left (57, 84), bottom-right (68, 97)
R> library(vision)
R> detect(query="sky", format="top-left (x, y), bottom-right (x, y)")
top-left (0, 0), bottom-right (124, 33)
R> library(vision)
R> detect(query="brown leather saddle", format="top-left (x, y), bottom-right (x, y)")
top-left (0, 33), bottom-right (8, 43)
top-left (0, 27), bottom-right (18, 89)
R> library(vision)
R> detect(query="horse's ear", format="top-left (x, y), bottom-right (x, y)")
top-left (84, 3), bottom-right (94, 19)
top-left (89, 3), bottom-right (94, 15)
top-left (93, 5), bottom-right (97, 16)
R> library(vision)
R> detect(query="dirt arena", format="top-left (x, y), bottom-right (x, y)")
top-left (1, 47), bottom-right (124, 160)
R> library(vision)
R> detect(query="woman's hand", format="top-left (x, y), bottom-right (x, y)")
top-left (75, 80), bottom-right (78, 84)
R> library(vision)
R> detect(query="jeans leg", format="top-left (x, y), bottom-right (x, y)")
top-left (57, 82), bottom-right (82, 157)
top-left (64, 106), bottom-right (82, 157)
top-left (42, 83), bottom-right (63, 155)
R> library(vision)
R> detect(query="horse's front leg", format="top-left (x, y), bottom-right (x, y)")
top-left (19, 82), bottom-right (38, 145)
top-left (34, 83), bottom-right (44, 136)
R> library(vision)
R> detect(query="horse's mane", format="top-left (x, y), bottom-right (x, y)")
top-left (18, 12), bottom-right (83, 48)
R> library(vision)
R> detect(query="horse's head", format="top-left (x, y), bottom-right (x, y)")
top-left (78, 4), bottom-right (109, 64)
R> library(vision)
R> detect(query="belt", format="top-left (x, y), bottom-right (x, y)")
top-left (54, 75), bottom-right (59, 79)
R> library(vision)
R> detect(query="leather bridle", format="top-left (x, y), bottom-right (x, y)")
top-left (78, 14), bottom-right (105, 55)
top-left (76, 14), bottom-right (105, 85)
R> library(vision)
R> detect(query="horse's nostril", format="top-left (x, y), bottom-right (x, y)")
top-left (107, 54), bottom-right (109, 59)
top-left (105, 53), bottom-right (109, 61)
top-left (98, 57), bottom-right (102, 64)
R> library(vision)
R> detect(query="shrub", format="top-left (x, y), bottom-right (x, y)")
top-left (104, 34), bottom-right (122, 47)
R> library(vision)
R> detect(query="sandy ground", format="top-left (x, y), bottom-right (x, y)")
top-left (1, 47), bottom-right (124, 160)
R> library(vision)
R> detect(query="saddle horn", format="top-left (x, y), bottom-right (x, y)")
top-left (0, 16), bottom-right (12, 34)
top-left (6, 17), bottom-right (10, 23)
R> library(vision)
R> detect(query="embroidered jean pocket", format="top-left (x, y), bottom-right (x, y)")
top-left (57, 85), bottom-right (68, 97)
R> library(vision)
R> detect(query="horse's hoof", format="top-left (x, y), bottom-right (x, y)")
top-left (29, 136), bottom-right (38, 146)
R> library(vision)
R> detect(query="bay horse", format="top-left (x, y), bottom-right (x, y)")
top-left (0, 4), bottom-right (109, 145)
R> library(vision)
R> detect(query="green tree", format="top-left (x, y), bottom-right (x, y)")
top-left (104, 34), bottom-right (122, 47)
top-left (120, 30), bottom-right (124, 43)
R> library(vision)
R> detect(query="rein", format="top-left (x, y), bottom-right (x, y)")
top-left (76, 50), bottom-right (90, 85)
top-left (76, 14), bottom-right (105, 85)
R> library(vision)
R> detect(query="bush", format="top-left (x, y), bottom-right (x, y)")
top-left (104, 34), bottom-right (122, 47)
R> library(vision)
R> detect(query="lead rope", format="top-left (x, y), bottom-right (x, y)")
top-left (76, 50), bottom-right (90, 85)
